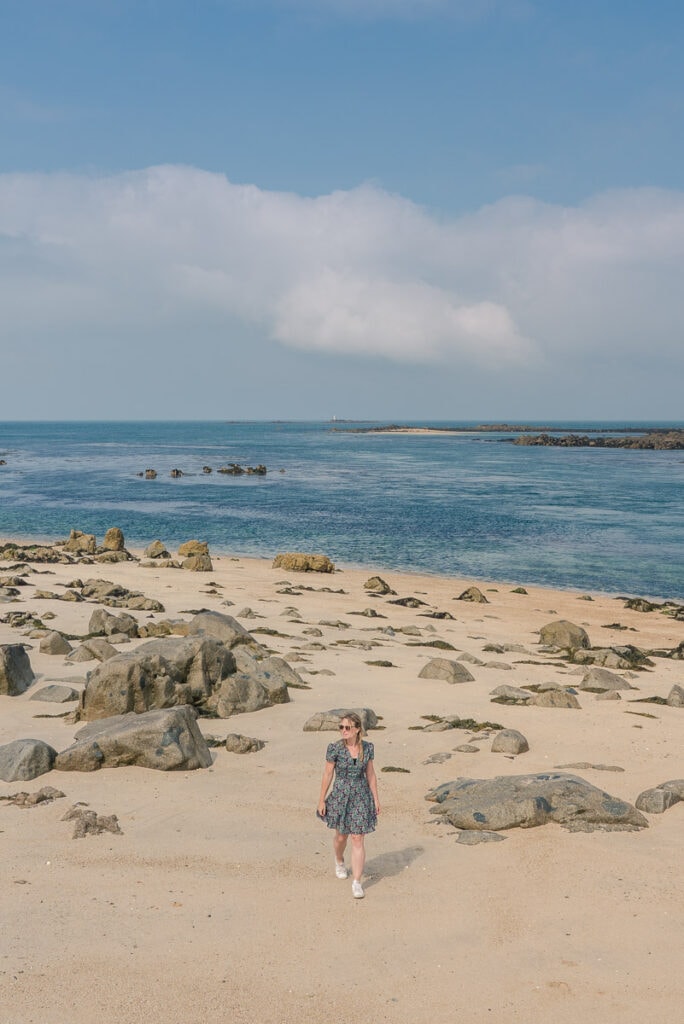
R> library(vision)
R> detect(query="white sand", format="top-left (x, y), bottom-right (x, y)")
top-left (1, 547), bottom-right (682, 1023)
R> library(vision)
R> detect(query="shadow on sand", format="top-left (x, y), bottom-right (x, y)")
top-left (364, 845), bottom-right (424, 889)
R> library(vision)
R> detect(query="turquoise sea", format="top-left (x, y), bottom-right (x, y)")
top-left (0, 421), bottom-right (682, 600)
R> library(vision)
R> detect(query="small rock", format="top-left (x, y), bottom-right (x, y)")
top-left (224, 734), bottom-right (266, 753)
top-left (491, 729), bottom-right (529, 754)
top-left (39, 631), bottom-right (73, 656)
top-left (418, 658), bottom-right (474, 684)
top-left (30, 684), bottom-right (79, 703)
top-left (456, 586), bottom-right (488, 604)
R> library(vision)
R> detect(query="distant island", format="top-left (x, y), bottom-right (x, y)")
top-left (331, 424), bottom-right (684, 448)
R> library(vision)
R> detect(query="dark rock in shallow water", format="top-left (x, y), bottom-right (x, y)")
top-left (426, 772), bottom-right (648, 832)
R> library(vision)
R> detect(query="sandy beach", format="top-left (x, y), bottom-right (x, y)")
top-left (1, 541), bottom-right (682, 1024)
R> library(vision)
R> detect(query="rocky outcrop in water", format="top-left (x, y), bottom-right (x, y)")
top-left (512, 430), bottom-right (684, 449)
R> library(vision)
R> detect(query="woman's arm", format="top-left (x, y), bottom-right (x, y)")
top-left (318, 761), bottom-right (334, 815)
top-left (366, 759), bottom-right (381, 815)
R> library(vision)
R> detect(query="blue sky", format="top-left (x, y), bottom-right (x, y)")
top-left (1, 0), bottom-right (683, 419)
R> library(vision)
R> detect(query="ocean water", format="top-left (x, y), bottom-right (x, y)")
top-left (0, 421), bottom-right (682, 600)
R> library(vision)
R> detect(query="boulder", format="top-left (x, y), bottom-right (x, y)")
top-left (212, 675), bottom-right (273, 716)
top-left (418, 658), bottom-right (475, 684)
top-left (579, 667), bottom-right (635, 691)
top-left (227, 652), bottom-right (299, 701)
top-left (102, 527), bottom-right (125, 551)
top-left (55, 705), bottom-right (212, 772)
top-left (666, 684), bottom-right (684, 707)
top-left (303, 708), bottom-right (378, 732)
top-left (178, 540), bottom-right (209, 558)
top-left (182, 553), bottom-right (213, 572)
top-left (363, 576), bottom-right (395, 595)
top-left (144, 540), bottom-right (170, 560)
top-left (539, 620), bottom-right (590, 651)
top-left (635, 780), bottom-right (684, 814)
top-left (88, 608), bottom-right (139, 638)
top-left (186, 610), bottom-right (253, 649)
top-left (64, 530), bottom-right (97, 555)
top-left (79, 636), bottom-right (236, 721)
top-left (0, 644), bottom-right (35, 695)
top-left (490, 684), bottom-right (532, 704)
top-left (67, 638), bottom-right (118, 663)
top-left (530, 689), bottom-right (581, 709)
top-left (80, 578), bottom-right (164, 611)
top-left (0, 739), bottom-right (57, 782)
top-left (224, 733), bottom-right (266, 754)
top-left (94, 550), bottom-right (131, 563)
top-left (491, 729), bottom-right (529, 754)
top-left (30, 684), bottom-right (80, 703)
top-left (272, 553), bottom-right (335, 573)
top-left (39, 631), bottom-right (73, 656)
top-left (457, 586), bottom-right (488, 604)
top-left (571, 645), bottom-right (652, 670)
top-left (426, 772), bottom-right (648, 832)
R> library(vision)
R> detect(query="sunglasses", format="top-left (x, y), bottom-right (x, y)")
top-left (338, 724), bottom-right (355, 731)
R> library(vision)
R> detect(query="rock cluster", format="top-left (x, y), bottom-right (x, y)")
top-left (272, 553), bottom-right (335, 573)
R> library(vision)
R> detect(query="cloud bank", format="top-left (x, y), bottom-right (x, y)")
top-left (1, 166), bottom-right (683, 376)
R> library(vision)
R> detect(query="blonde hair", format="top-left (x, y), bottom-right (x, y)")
top-left (339, 712), bottom-right (365, 763)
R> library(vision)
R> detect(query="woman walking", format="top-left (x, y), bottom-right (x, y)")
top-left (317, 712), bottom-right (380, 899)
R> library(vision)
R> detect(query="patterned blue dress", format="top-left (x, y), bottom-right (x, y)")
top-left (324, 740), bottom-right (377, 835)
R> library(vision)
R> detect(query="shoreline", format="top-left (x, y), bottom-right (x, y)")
top-left (2, 530), bottom-right (682, 605)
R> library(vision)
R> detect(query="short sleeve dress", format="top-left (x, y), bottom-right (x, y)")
top-left (324, 739), bottom-right (377, 835)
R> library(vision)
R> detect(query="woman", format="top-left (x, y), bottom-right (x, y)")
top-left (317, 712), bottom-right (380, 899)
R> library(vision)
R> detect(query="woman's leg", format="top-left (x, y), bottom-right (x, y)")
top-left (350, 834), bottom-right (365, 881)
top-left (334, 830), bottom-right (348, 864)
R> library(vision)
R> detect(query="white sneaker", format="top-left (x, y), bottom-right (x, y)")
top-left (352, 880), bottom-right (364, 899)
top-left (335, 862), bottom-right (348, 879)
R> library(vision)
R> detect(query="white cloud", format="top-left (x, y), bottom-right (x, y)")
top-left (1, 166), bottom-right (683, 375)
